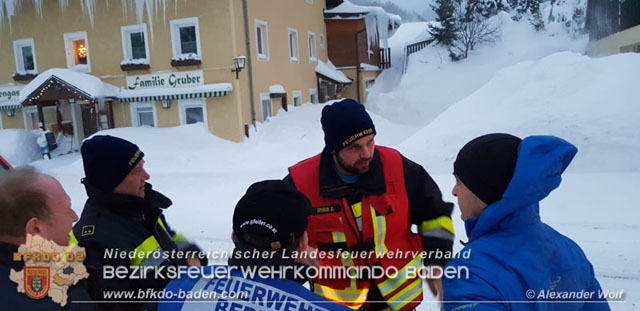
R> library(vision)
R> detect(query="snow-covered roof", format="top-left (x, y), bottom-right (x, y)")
top-left (316, 60), bottom-right (352, 84)
top-left (325, 0), bottom-right (400, 52)
top-left (324, 1), bottom-right (401, 25)
top-left (19, 68), bottom-right (120, 103)
top-left (269, 85), bottom-right (286, 94)
top-left (360, 63), bottom-right (381, 71)
top-left (119, 83), bottom-right (232, 102)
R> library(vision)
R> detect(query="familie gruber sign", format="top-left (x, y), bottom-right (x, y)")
top-left (126, 70), bottom-right (204, 90)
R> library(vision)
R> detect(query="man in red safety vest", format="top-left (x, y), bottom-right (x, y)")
top-left (284, 98), bottom-right (455, 310)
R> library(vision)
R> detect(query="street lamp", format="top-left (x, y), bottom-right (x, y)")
top-left (232, 56), bottom-right (247, 79)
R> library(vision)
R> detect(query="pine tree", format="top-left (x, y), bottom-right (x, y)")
top-left (429, 0), bottom-right (458, 46)
top-left (529, 1), bottom-right (545, 31)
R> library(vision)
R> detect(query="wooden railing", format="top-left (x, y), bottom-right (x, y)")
top-left (379, 48), bottom-right (391, 69)
top-left (403, 38), bottom-right (435, 74)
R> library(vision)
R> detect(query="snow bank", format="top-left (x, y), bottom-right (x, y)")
top-left (366, 17), bottom-right (588, 125)
top-left (397, 51), bottom-right (640, 174)
top-left (0, 129), bottom-right (40, 167)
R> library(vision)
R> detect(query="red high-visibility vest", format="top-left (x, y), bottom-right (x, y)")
top-left (289, 146), bottom-right (424, 310)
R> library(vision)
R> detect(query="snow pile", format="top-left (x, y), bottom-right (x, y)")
top-left (397, 51), bottom-right (640, 174)
top-left (366, 17), bottom-right (587, 125)
top-left (19, 68), bottom-right (120, 102)
top-left (316, 60), bottom-right (352, 84)
top-left (269, 85), bottom-right (285, 94)
top-left (120, 58), bottom-right (150, 66)
top-left (0, 129), bottom-right (40, 166)
top-left (172, 53), bottom-right (201, 62)
top-left (13, 69), bottom-right (39, 77)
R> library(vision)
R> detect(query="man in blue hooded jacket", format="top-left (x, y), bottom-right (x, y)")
top-left (443, 134), bottom-right (610, 311)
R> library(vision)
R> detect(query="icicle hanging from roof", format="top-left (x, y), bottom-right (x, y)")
top-left (33, 0), bottom-right (43, 18)
top-left (59, 0), bottom-right (68, 11)
top-left (0, 0), bottom-right (171, 34)
top-left (0, 0), bottom-right (18, 32)
top-left (81, 0), bottom-right (96, 27)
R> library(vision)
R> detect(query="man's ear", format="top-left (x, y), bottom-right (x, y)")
top-left (24, 217), bottom-right (42, 237)
top-left (297, 231), bottom-right (309, 252)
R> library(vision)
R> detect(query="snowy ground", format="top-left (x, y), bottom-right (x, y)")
top-left (4, 12), bottom-right (639, 311)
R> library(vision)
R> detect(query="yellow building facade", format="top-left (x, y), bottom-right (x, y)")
top-left (0, 0), bottom-right (328, 142)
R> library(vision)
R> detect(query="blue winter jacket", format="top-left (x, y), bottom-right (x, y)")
top-left (443, 136), bottom-right (610, 311)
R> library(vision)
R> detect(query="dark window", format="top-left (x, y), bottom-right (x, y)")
top-left (185, 106), bottom-right (204, 124)
top-left (130, 32), bottom-right (146, 59)
top-left (179, 26), bottom-right (197, 54)
top-left (21, 46), bottom-right (34, 71)
top-left (257, 27), bottom-right (264, 55)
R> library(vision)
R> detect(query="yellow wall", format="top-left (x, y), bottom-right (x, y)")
top-left (1, 111), bottom-right (24, 129)
top-left (338, 69), bottom-right (380, 104)
top-left (112, 102), bottom-right (132, 128)
top-left (588, 24), bottom-right (640, 57)
top-left (247, 0), bottom-right (328, 121)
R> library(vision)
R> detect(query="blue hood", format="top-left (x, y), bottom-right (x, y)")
top-left (464, 135), bottom-right (578, 241)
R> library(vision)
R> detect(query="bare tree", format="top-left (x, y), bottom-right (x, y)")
top-left (450, 3), bottom-right (503, 60)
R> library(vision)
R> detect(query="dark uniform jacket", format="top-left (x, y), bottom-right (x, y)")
top-left (71, 182), bottom-right (205, 311)
top-left (0, 242), bottom-right (96, 311)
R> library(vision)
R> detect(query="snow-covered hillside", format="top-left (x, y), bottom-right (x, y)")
top-left (367, 10), bottom-right (588, 126)
top-left (398, 51), bottom-right (640, 175)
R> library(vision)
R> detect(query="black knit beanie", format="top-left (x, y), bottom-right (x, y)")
top-left (233, 180), bottom-right (312, 250)
top-left (453, 133), bottom-right (522, 205)
top-left (81, 135), bottom-right (144, 192)
top-left (321, 98), bottom-right (376, 153)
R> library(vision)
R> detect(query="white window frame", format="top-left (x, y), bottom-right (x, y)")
top-left (288, 28), bottom-right (299, 63)
top-left (365, 78), bottom-right (376, 92)
top-left (306, 0), bottom-right (313, 3)
top-left (178, 99), bottom-right (208, 127)
top-left (121, 24), bottom-right (150, 63)
top-left (260, 93), bottom-right (272, 121)
top-left (293, 91), bottom-right (302, 107)
top-left (13, 38), bottom-right (37, 73)
top-left (309, 88), bottom-right (318, 104)
top-left (319, 33), bottom-right (325, 49)
top-left (63, 31), bottom-right (91, 72)
top-left (254, 20), bottom-right (270, 61)
top-left (129, 102), bottom-right (157, 127)
top-left (308, 32), bottom-right (317, 63)
top-left (170, 17), bottom-right (202, 59)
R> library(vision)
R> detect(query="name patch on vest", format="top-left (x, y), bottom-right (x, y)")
top-left (311, 205), bottom-right (341, 215)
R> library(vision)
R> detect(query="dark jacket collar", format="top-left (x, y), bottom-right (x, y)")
top-left (0, 242), bottom-right (22, 270)
top-left (83, 181), bottom-right (172, 221)
top-left (318, 148), bottom-right (386, 199)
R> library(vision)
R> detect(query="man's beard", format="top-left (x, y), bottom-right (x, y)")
top-left (335, 153), bottom-right (372, 175)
